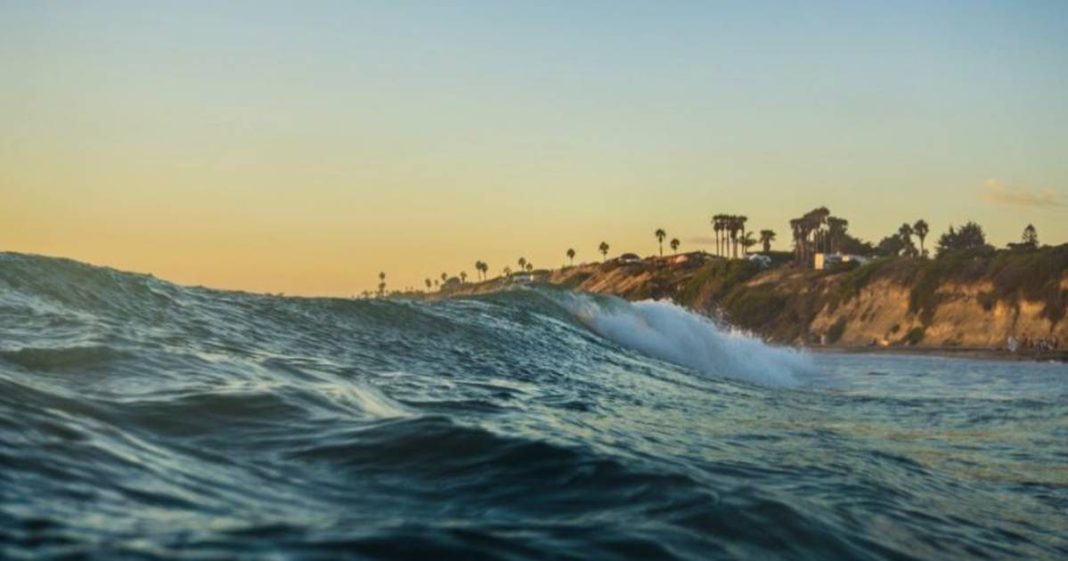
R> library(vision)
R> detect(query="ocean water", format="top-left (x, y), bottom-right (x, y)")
top-left (1, 252), bottom-right (1066, 561)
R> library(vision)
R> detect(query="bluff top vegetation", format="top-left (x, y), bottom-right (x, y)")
top-left (373, 204), bottom-right (1056, 303)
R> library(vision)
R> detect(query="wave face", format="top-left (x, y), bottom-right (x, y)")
top-left (2, 252), bottom-right (1066, 560)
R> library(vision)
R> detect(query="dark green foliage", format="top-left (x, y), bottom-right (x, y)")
top-left (677, 259), bottom-right (761, 308)
top-left (909, 259), bottom-right (949, 325)
top-left (826, 317), bottom-right (848, 344)
top-left (1020, 224), bottom-right (1038, 248)
top-left (876, 234), bottom-right (906, 257)
top-left (828, 261), bottom-right (861, 274)
top-left (721, 286), bottom-right (787, 330)
top-left (937, 221), bottom-right (991, 257)
top-left (839, 233), bottom-right (875, 256)
top-left (904, 327), bottom-right (925, 345)
top-left (976, 291), bottom-right (997, 311)
top-left (986, 245), bottom-right (1068, 324)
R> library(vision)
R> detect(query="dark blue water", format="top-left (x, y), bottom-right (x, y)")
top-left (2, 252), bottom-right (1066, 560)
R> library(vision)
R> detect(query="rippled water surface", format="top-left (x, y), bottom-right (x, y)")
top-left (2, 253), bottom-right (1066, 560)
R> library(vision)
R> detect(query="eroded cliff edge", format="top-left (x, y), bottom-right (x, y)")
top-left (451, 246), bottom-right (1068, 354)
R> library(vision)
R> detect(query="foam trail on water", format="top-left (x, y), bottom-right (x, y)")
top-left (558, 293), bottom-right (811, 388)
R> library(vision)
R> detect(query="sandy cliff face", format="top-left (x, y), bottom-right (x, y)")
top-left (451, 250), bottom-right (1068, 351)
top-left (804, 278), bottom-right (1067, 348)
top-left (807, 280), bottom-right (918, 346)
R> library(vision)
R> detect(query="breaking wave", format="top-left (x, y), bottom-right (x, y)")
top-left (2, 252), bottom-right (1065, 560)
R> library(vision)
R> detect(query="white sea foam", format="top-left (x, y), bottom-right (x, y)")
top-left (322, 380), bottom-right (411, 418)
top-left (559, 293), bottom-right (811, 388)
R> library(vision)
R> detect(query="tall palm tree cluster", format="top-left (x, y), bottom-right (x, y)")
top-left (710, 214), bottom-right (750, 258)
top-left (759, 230), bottom-right (776, 253)
top-left (902, 220), bottom-right (929, 257)
top-left (878, 219), bottom-right (930, 258)
top-left (789, 207), bottom-right (853, 264)
top-left (373, 207), bottom-right (1036, 298)
top-left (474, 260), bottom-right (489, 280)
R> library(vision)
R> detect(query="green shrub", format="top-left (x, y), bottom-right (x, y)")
top-left (904, 327), bottom-right (925, 345)
top-left (826, 317), bottom-right (848, 344)
top-left (678, 259), bottom-right (761, 308)
top-left (722, 286), bottom-right (786, 330)
top-left (908, 260), bottom-right (947, 326)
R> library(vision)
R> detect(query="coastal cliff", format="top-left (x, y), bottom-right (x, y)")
top-left (451, 245), bottom-right (1068, 355)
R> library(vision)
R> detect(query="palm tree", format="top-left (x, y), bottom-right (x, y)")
top-left (740, 231), bottom-right (757, 255)
top-left (517, 257), bottom-right (527, 272)
top-left (711, 215), bottom-right (725, 256)
top-left (670, 238), bottom-right (680, 254)
top-left (460, 271), bottom-right (467, 283)
top-left (805, 207), bottom-right (830, 254)
top-left (726, 215), bottom-right (734, 257)
top-left (898, 223), bottom-right (916, 256)
top-left (378, 272), bottom-right (386, 297)
top-left (726, 216), bottom-right (747, 258)
top-left (654, 228), bottom-right (667, 257)
top-left (717, 214), bottom-right (732, 257)
top-left (826, 217), bottom-right (848, 254)
top-left (737, 216), bottom-right (748, 257)
top-left (440, 272), bottom-right (447, 283)
top-left (424, 278), bottom-right (431, 290)
top-left (759, 230), bottom-right (776, 253)
top-left (503, 266), bottom-right (512, 277)
top-left (525, 262), bottom-right (533, 272)
top-left (433, 279), bottom-right (440, 288)
top-left (913, 219), bottom-right (929, 257)
top-left (566, 248), bottom-right (576, 266)
top-left (598, 241), bottom-right (610, 261)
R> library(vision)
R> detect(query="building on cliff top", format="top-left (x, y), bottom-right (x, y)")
top-left (813, 253), bottom-right (871, 270)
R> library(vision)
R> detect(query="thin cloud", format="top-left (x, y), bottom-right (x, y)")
top-left (982, 179), bottom-right (1065, 208)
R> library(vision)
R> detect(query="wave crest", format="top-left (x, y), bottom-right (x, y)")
top-left (555, 292), bottom-right (811, 387)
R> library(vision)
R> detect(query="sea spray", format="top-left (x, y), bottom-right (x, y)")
top-left (553, 291), bottom-right (811, 388)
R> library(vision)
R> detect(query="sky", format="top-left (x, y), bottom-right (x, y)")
top-left (2, 1), bottom-right (1067, 295)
